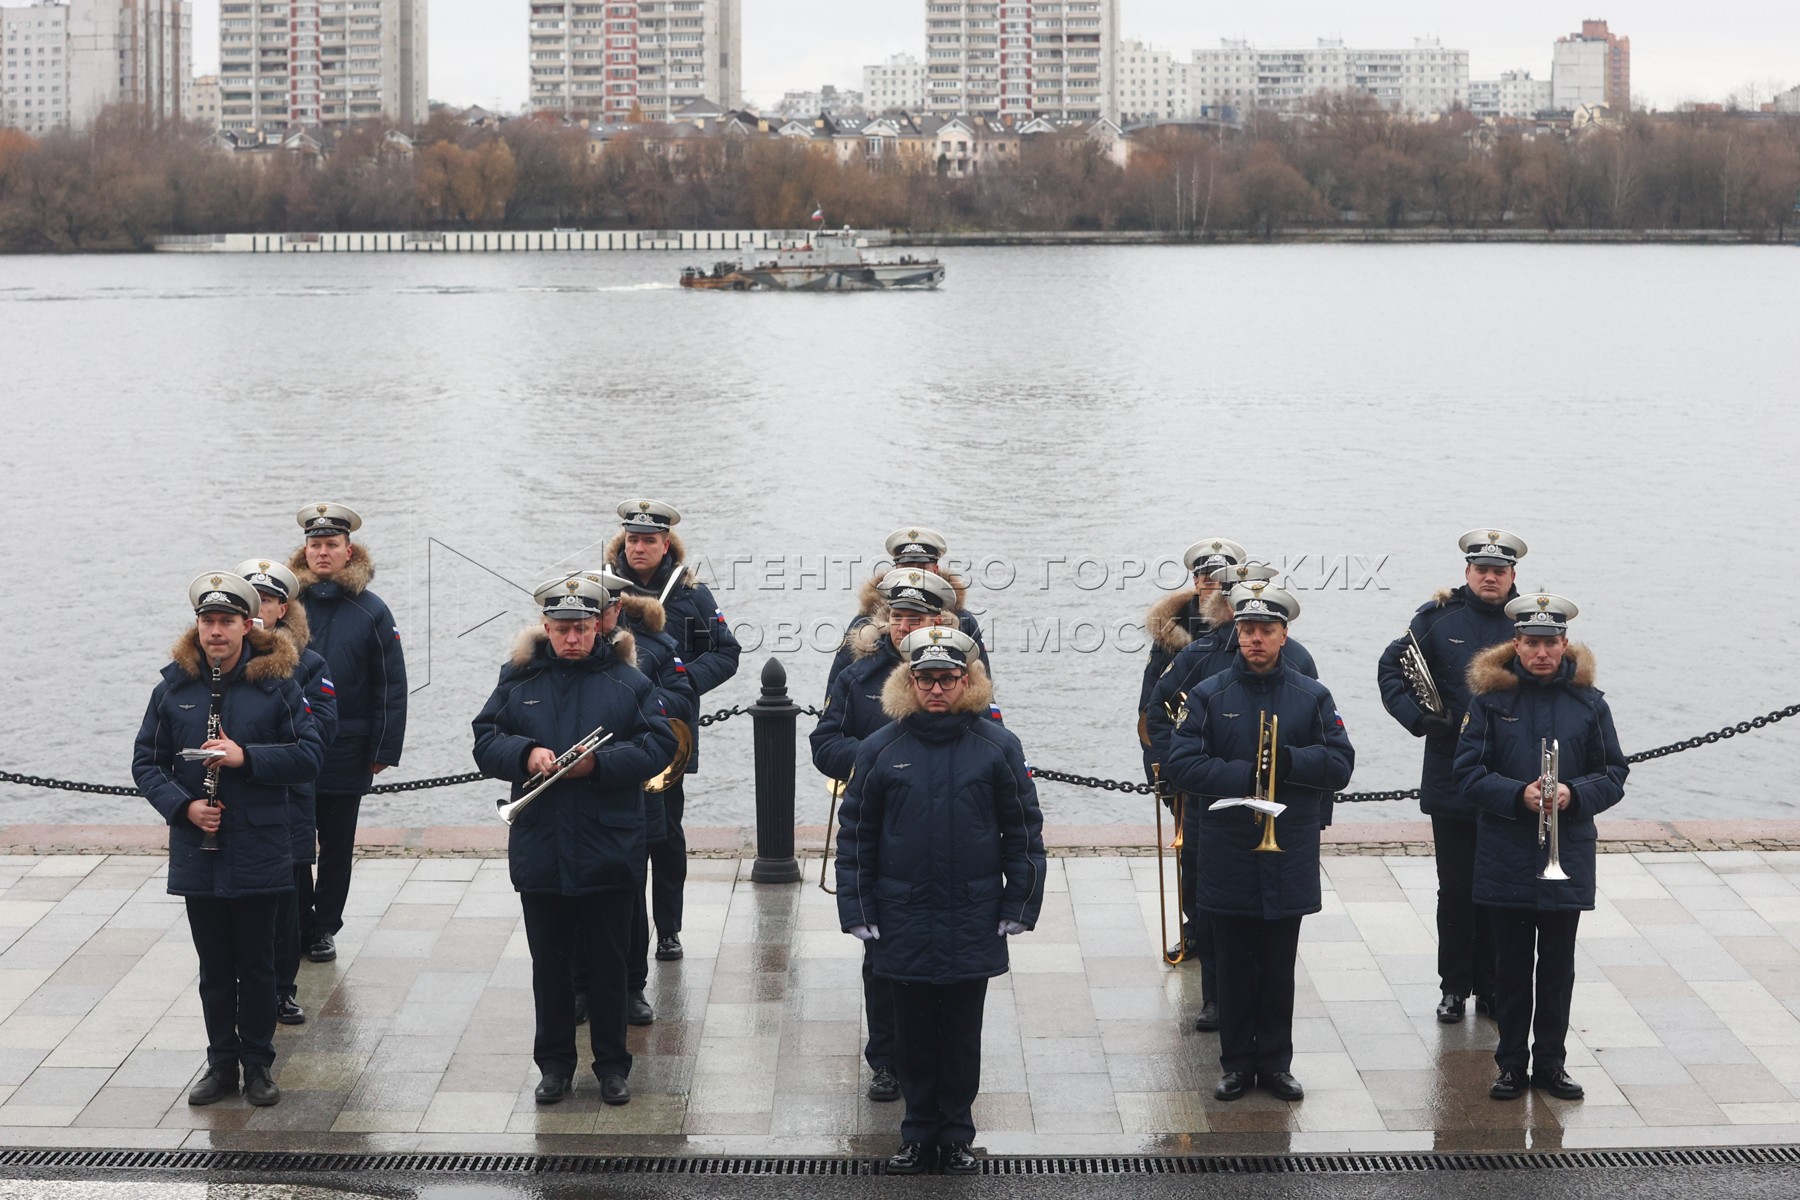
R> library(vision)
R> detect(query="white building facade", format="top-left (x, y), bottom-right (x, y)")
top-left (530, 0), bottom-right (741, 124)
top-left (1469, 70), bottom-right (1551, 120)
top-left (863, 51), bottom-right (923, 113)
top-left (1190, 36), bottom-right (1468, 117)
top-left (924, 0), bottom-right (1117, 123)
top-left (4, 0), bottom-right (191, 133)
top-left (1550, 36), bottom-right (1606, 112)
top-left (219, 0), bottom-right (425, 133)
top-left (1115, 37), bottom-right (1186, 121)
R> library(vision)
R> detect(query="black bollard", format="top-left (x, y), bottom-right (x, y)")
top-left (749, 656), bottom-right (803, 884)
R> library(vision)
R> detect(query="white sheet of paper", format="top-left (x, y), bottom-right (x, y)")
top-left (1209, 797), bottom-right (1287, 817)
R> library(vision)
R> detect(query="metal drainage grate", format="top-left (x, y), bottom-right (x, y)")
top-left (1, 1146), bottom-right (1799, 1176)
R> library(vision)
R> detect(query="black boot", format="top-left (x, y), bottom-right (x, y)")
top-left (599, 1074), bottom-right (631, 1106)
top-left (1192, 1001), bottom-right (1220, 1032)
top-left (627, 990), bottom-right (654, 1026)
top-left (655, 935), bottom-right (683, 961)
top-left (243, 1064), bottom-right (280, 1107)
top-left (1436, 992), bottom-right (1466, 1024)
top-left (867, 1066), bottom-right (900, 1102)
top-left (276, 995), bottom-right (306, 1026)
top-left (187, 1063), bottom-right (238, 1106)
top-left (535, 1074), bottom-right (572, 1104)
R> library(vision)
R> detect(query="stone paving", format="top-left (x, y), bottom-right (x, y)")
top-left (3, 846), bottom-right (1800, 1155)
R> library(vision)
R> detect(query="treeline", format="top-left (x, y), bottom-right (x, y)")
top-left (3, 98), bottom-right (1799, 252)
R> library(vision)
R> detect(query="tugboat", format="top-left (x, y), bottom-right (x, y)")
top-left (680, 218), bottom-right (944, 292)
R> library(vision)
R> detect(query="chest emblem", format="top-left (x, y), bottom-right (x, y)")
top-left (1448, 637), bottom-right (1466, 645)
top-left (522, 700), bottom-right (542, 706)
top-left (178, 704), bottom-right (197, 711)
top-left (1499, 716), bottom-right (1520, 723)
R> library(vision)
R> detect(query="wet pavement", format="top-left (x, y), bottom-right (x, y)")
top-left (2, 846), bottom-right (1800, 1156)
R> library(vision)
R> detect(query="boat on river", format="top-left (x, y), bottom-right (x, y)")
top-left (680, 227), bottom-right (944, 292)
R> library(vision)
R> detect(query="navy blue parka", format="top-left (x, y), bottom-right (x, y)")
top-left (133, 627), bottom-right (323, 898)
top-left (1454, 642), bottom-right (1628, 911)
top-left (1166, 653), bottom-right (1356, 921)
top-left (834, 665), bottom-right (1045, 985)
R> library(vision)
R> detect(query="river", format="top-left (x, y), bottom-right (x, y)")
top-left (1, 244), bottom-right (1796, 828)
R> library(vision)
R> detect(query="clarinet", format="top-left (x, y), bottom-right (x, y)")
top-left (201, 661), bottom-right (223, 852)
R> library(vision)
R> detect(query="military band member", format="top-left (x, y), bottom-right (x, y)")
top-left (472, 576), bottom-right (677, 1106)
top-left (1376, 529), bottom-right (1526, 1025)
top-left (133, 573), bottom-right (323, 1108)
top-left (812, 568), bottom-right (964, 1105)
top-left (584, 565), bottom-right (698, 1029)
top-left (1166, 582), bottom-right (1354, 1103)
top-left (1143, 560), bottom-right (1318, 1030)
top-left (236, 558), bottom-right (339, 1027)
top-left (1456, 594), bottom-right (1627, 1102)
top-left (836, 627), bottom-right (1045, 1175)
top-left (1139, 537), bottom-right (1245, 725)
top-left (286, 503), bottom-right (407, 964)
top-left (827, 527), bottom-right (990, 692)
top-left (607, 499), bottom-right (740, 963)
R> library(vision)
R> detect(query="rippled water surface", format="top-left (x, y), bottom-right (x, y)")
top-left (2, 245), bottom-right (1797, 827)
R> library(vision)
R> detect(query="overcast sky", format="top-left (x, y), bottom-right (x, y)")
top-left (192, 1), bottom-right (1797, 112)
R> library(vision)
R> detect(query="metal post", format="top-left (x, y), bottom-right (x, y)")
top-left (749, 656), bottom-right (802, 883)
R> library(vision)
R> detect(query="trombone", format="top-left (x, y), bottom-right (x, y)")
top-left (1537, 738), bottom-right (1569, 881)
top-left (818, 778), bottom-right (847, 894)
top-left (1253, 711), bottom-right (1282, 854)
top-left (1153, 764), bottom-right (1186, 965)
top-left (495, 723), bottom-right (614, 825)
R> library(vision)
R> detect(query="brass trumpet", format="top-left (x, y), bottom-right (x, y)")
top-left (818, 777), bottom-right (847, 894)
top-left (1253, 711), bottom-right (1282, 854)
top-left (1153, 765), bottom-right (1187, 965)
top-left (1537, 738), bottom-right (1569, 881)
top-left (645, 718), bottom-right (692, 794)
top-left (496, 723), bottom-right (614, 825)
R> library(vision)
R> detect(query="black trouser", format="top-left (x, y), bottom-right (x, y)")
top-left (1431, 815), bottom-right (1495, 999)
top-left (1489, 907), bottom-right (1580, 1076)
top-left (521, 890), bottom-right (634, 1080)
top-left (862, 942), bottom-right (896, 1071)
top-left (275, 861), bottom-right (313, 1000)
top-left (311, 791), bottom-right (362, 939)
top-left (1211, 913), bottom-right (1303, 1076)
top-left (649, 778), bottom-right (687, 936)
top-left (891, 978), bottom-right (988, 1147)
top-left (581, 843), bottom-right (657, 997)
top-left (185, 893), bottom-right (281, 1071)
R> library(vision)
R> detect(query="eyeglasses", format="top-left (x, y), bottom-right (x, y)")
top-left (913, 672), bottom-right (966, 692)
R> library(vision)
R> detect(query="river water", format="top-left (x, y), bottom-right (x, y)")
top-left (2, 244), bottom-right (1797, 829)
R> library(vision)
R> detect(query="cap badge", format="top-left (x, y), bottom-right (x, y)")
top-left (908, 529), bottom-right (919, 539)
top-left (565, 580), bottom-right (580, 592)
top-left (1529, 611), bottom-right (1555, 625)
top-left (316, 504), bottom-right (329, 516)
top-left (637, 501), bottom-right (651, 512)
top-left (202, 591), bottom-right (230, 607)
top-left (1245, 599), bottom-right (1269, 613)
top-left (1487, 530), bottom-right (1500, 542)
top-left (906, 570), bottom-right (923, 584)
top-left (1536, 595), bottom-right (1551, 610)
top-left (258, 561), bottom-right (271, 571)
top-left (928, 628), bottom-right (947, 644)
top-left (210, 575), bottom-right (223, 587)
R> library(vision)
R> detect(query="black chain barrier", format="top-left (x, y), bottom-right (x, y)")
top-left (6, 702), bottom-right (1797, 802)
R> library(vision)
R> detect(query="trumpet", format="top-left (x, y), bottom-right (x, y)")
top-left (1400, 630), bottom-right (1445, 718)
top-left (1253, 711), bottom-right (1282, 854)
top-left (1537, 738), bottom-right (1569, 881)
top-left (1153, 765), bottom-right (1187, 965)
top-left (645, 718), bottom-right (692, 794)
top-left (818, 777), bottom-right (847, 894)
top-left (496, 723), bottom-right (614, 825)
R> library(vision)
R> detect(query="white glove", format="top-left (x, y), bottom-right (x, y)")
top-left (998, 919), bottom-right (1028, 937)
top-left (849, 924), bottom-right (881, 941)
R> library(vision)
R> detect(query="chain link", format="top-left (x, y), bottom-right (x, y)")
top-left (8, 703), bottom-right (1798, 802)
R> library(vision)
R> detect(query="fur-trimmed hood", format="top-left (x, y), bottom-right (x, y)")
top-left (880, 659), bottom-right (995, 720)
top-left (171, 625), bottom-right (299, 683)
top-left (1467, 641), bottom-right (1595, 696)
top-left (1146, 588), bottom-right (1230, 654)
top-left (287, 542), bottom-right (376, 597)
top-left (1433, 587), bottom-right (1455, 606)
top-left (617, 592), bottom-right (666, 634)
top-left (509, 625), bottom-right (636, 670)
top-left (856, 567), bottom-right (970, 618)
top-left (276, 596), bottom-right (311, 648)
top-left (605, 530), bottom-right (696, 591)
top-left (849, 611), bottom-right (958, 661)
